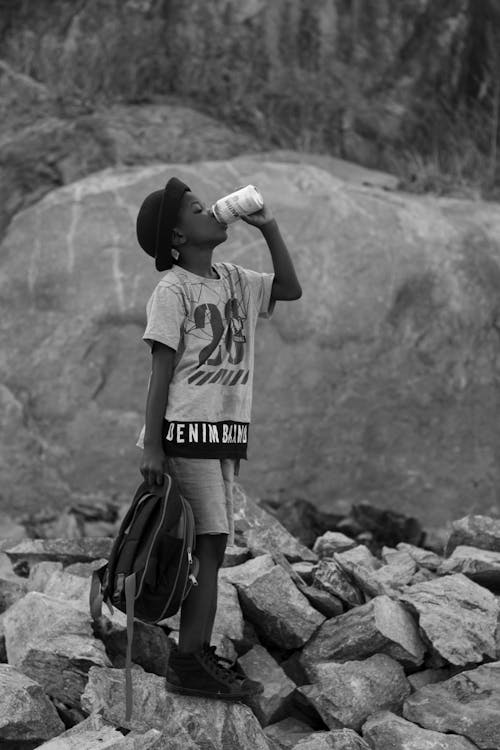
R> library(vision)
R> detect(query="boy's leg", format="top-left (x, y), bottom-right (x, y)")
top-left (178, 533), bottom-right (227, 654)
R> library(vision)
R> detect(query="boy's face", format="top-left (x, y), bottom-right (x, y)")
top-left (174, 191), bottom-right (227, 248)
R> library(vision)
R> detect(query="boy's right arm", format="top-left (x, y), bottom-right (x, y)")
top-left (140, 341), bottom-right (176, 486)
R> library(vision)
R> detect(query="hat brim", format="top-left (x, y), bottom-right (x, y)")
top-left (153, 177), bottom-right (191, 271)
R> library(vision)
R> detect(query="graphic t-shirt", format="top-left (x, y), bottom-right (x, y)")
top-left (137, 261), bottom-right (274, 459)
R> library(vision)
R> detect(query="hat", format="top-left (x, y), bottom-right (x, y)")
top-left (136, 177), bottom-right (191, 271)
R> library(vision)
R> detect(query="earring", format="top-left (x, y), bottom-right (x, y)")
top-left (171, 248), bottom-right (180, 260)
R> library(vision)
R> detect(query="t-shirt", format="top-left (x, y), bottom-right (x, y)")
top-left (136, 261), bottom-right (274, 459)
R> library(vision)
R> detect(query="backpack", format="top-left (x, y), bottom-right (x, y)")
top-left (89, 474), bottom-right (198, 720)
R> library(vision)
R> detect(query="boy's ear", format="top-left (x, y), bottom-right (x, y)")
top-left (171, 227), bottom-right (186, 247)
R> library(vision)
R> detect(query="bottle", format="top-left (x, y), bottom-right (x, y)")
top-left (211, 185), bottom-right (264, 224)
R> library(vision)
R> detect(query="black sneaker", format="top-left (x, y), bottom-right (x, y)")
top-left (202, 645), bottom-right (264, 695)
top-left (165, 647), bottom-right (263, 700)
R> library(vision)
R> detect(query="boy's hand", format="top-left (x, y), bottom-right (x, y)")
top-left (140, 446), bottom-right (166, 487)
top-left (240, 204), bottom-right (274, 228)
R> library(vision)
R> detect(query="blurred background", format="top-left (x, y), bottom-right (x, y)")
top-left (2, 0), bottom-right (500, 538)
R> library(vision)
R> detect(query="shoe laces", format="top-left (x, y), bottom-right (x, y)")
top-left (200, 646), bottom-right (239, 684)
top-left (204, 645), bottom-right (236, 670)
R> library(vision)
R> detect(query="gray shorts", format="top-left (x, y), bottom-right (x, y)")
top-left (166, 457), bottom-right (236, 544)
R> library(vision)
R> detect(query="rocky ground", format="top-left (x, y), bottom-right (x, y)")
top-left (1, 487), bottom-right (499, 749)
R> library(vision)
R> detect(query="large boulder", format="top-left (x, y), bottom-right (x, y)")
top-left (3, 156), bottom-right (500, 526)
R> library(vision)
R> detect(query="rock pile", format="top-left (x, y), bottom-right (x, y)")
top-left (0, 485), bottom-right (499, 749)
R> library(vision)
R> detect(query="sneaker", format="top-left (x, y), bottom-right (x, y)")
top-left (202, 644), bottom-right (264, 695)
top-left (165, 646), bottom-right (263, 700)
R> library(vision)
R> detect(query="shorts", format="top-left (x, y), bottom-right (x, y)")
top-left (166, 457), bottom-right (236, 545)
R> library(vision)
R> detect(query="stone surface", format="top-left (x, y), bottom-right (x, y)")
top-left (403, 661), bottom-right (500, 749)
top-left (293, 729), bottom-right (371, 749)
top-left (438, 545), bottom-right (500, 590)
top-left (445, 515), bottom-right (500, 556)
top-left (263, 717), bottom-right (313, 750)
top-left (4, 158), bottom-right (500, 526)
top-left (407, 667), bottom-right (454, 692)
top-left (3, 591), bottom-right (111, 706)
top-left (233, 485), bottom-right (317, 563)
top-left (298, 653), bottom-right (411, 732)
top-left (362, 710), bottom-right (479, 750)
top-left (0, 664), bottom-right (65, 744)
top-left (238, 644), bottom-right (296, 726)
top-left (399, 573), bottom-right (499, 665)
top-left (301, 594), bottom-right (425, 669)
top-left (396, 542), bottom-right (443, 571)
top-left (258, 497), bottom-right (343, 549)
top-left (313, 532), bottom-right (357, 558)
top-left (272, 550), bottom-right (344, 618)
top-left (229, 557), bottom-right (325, 649)
top-left (82, 666), bottom-right (272, 749)
top-left (348, 502), bottom-right (425, 549)
top-left (222, 544), bottom-right (251, 567)
top-left (332, 545), bottom-right (388, 598)
top-left (4, 538), bottom-right (112, 568)
top-left (37, 712), bottom-right (165, 749)
top-left (312, 559), bottom-right (364, 609)
top-left (0, 574), bottom-right (27, 613)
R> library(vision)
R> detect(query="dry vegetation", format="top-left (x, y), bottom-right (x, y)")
top-left (1, 0), bottom-right (500, 198)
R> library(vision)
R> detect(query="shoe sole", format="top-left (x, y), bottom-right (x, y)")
top-left (165, 679), bottom-right (263, 700)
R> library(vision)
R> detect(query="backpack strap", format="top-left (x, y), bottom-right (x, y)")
top-left (89, 563), bottom-right (114, 621)
top-left (124, 572), bottom-right (136, 722)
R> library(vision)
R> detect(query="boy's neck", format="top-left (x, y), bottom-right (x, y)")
top-left (176, 246), bottom-right (218, 279)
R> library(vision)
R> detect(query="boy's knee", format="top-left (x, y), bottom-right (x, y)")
top-left (196, 532), bottom-right (227, 568)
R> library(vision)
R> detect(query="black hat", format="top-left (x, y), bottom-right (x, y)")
top-left (136, 177), bottom-right (191, 271)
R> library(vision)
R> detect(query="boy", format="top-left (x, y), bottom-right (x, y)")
top-left (136, 176), bottom-right (301, 700)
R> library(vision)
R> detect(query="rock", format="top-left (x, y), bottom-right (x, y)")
top-left (4, 538), bottom-right (112, 569)
top-left (438, 545), bottom-right (500, 591)
top-left (362, 710), bottom-right (479, 749)
top-left (409, 568), bottom-right (438, 584)
top-left (349, 502), bottom-right (425, 549)
top-left (445, 515), bottom-right (500, 555)
top-left (298, 653), bottom-right (411, 732)
top-left (399, 573), bottom-right (499, 665)
top-left (396, 542), bottom-right (442, 571)
top-left (0, 574), bottom-right (27, 613)
top-left (65, 558), bottom-right (110, 576)
top-left (27, 561), bottom-right (64, 591)
top-left (332, 545), bottom-right (385, 597)
top-left (258, 497), bottom-right (343, 549)
top-left (264, 717), bottom-right (313, 749)
top-left (0, 664), bottom-right (65, 745)
top-left (3, 591), bottom-right (111, 707)
top-left (238, 644), bottom-right (296, 726)
top-left (292, 562), bottom-right (315, 584)
top-left (223, 555), bottom-right (325, 649)
top-left (222, 545), bottom-right (251, 567)
top-left (94, 615), bottom-right (171, 677)
top-left (293, 729), bottom-right (371, 749)
top-left (333, 544), bottom-right (418, 597)
top-left (6, 158), bottom-right (500, 526)
top-left (313, 531), bottom-right (358, 558)
top-left (272, 551), bottom-right (343, 618)
top-left (213, 578), bottom-right (248, 647)
top-left (233, 485), bottom-right (317, 563)
top-left (26, 565), bottom-right (173, 677)
top-left (82, 665), bottom-right (273, 748)
top-left (403, 661), bottom-right (500, 748)
top-left (312, 559), bottom-right (364, 609)
top-left (301, 594), bottom-right (425, 669)
top-left (407, 667), bottom-right (454, 692)
top-left (36, 712), bottom-right (165, 749)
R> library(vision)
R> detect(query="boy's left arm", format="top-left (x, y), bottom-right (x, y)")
top-left (242, 207), bottom-right (302, 301)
